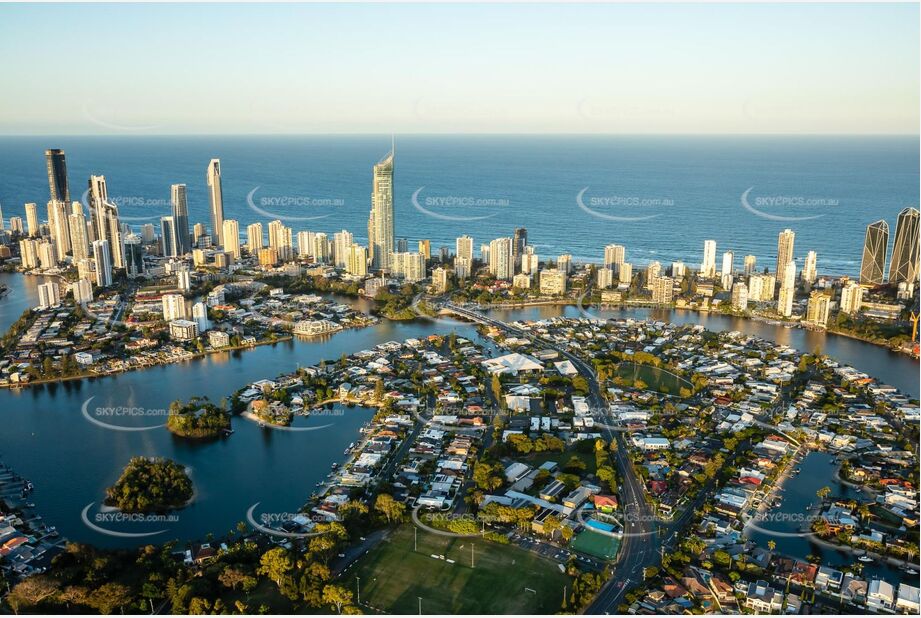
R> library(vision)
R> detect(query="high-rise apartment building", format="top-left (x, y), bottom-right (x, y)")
top-left (368, 146), bottom-right (395, 270)
top-left (456, 235), bottom-right (474, 262)
top-left (776, 228), bottom-right (795, 284)
top-left (802, 250), bottom-right (817, 284)
top-left (805, 291), bottom-right (831, 327)
top-left (45, 149), bottom-right (70, 203)
top-left (222, 219), bottom-right (240, 260)
top-left (776, 259), bottom-right (796, 317)
top-left (888, 207), bottom-right (919, 284)
top-left (839, 282), bottom-right (864, 315)
top-left (488, 237), bottom-right (514, 280)
top-left (207, 159), bottom-right (224, 245)
top-left (247, 222), bottom-right (264, 253)
top-left (92, 239), bottom-right (113, 287)
top-left (859, 219), bottom-right (889, 285)
top-left (700, 240), bottom-right (717, 278)
top-left (25, 203), bottom-right (39, 237)
top-left (604, 244), bottom-right (626, 269)
top-left (170, 184), bottom-right (191, 255)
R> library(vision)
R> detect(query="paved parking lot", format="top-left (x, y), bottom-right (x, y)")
top-left (508, 532), bottom-right (607, 571)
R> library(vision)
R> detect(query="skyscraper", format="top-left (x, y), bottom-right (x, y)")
top-left (743, 255), bottom-right (757, 275)
top-left (207, 159), bottom-right (224, 245)
top-left (246, 222), bottom-right (264, 253)
top-left (368, 144), bottom-right (395, 271)
top-left (777, 260), bottom-right (796, 317)
top-left (160, 216), bottom-right (177, 257)
top-left (92, 239), bottom-right (112, 287)
top-left (68, 208), bottom-right (89, 261)
top-left (222, 219), bottom-right (241, 259)
top-left (859, 219), bottom-right (889, 285)
top-left (333, 230), bottom-right (354, 268)
top-left (170, 184), bottom-right (192, 255)
top-left (456, 236), bottom-right (474, 262)
top-left (45, 149), bottom-right (70, 203)
top-left (24, 203), bottom-right (39, 237)
top-left (604, 244), bottom-right (626, 269)
top-left (700, 240), bottom-right (717, 278)
top-left (802, 250), bottom-right (817, 284)
top-left (88, 175), bottom-right (124, 269)
top-left (512, 227), bottom-right (527, 269)
top-left (776, 228), bottom-right (795, 284)
top-left (888, 207), bottom-right (919, 284)
top-left (721, 251), bottom-right (734, 277)
top-left (47, 200), bottom-right (71, 261)
top-left (488, 237), bottom-right (514, 280)
top-left (268, 219), bottom-right (293, 262)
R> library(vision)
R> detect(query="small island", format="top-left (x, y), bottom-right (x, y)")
top-left (166, 397), bottom-right (232, 438)
top-left (105, 457), bottom-right (193, 513)
top-left (249, 398), bottom-right (294, 427)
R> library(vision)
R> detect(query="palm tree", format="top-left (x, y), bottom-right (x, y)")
top-left (768, 540), bottom-right (776, 553)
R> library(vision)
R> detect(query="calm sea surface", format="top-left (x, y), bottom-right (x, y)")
top-left (1, 135), bottom-right (917, 275)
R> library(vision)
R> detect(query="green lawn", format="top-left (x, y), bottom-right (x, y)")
top-left (614, 362), bottom-right (692, 395)
top-left (347, 524), bottom-right (570, 614)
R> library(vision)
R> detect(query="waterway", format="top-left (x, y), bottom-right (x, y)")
top-left (0, 274), bottom-right (917, 559)
top-left (745, 451), bottom-right (917, 587)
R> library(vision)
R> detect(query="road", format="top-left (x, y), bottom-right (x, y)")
top-left (440, 302), bottom-right (660, 614)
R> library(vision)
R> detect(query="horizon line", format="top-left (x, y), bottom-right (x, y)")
top-left (0, 132), bottom-right (918, 138)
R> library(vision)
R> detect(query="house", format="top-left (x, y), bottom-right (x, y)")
top-left (745, 580), bottom-right (783, 613)
top-left (867, 579), bottom-right (896, 613)
top-left (896, 584), bottom-right (920, 614)
top-left (481, 353), bottom-right (544, 376)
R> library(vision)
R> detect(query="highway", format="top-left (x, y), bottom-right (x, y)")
top-left (440, 302), bottom-right (660, 614)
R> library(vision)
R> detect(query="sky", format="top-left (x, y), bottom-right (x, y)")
top-left (0, 2), bottom-right (918, 135)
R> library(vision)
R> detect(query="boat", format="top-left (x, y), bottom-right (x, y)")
top-left (905, 568), bottom-right (918, 575)
top-left (331, 463), bottom-right (339, 469)
top-left (858, 555), bottom-right (873, 563)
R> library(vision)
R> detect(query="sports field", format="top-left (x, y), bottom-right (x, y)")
top-left (346, 524), bottom-right (570, 614)
top-left (570, 529), bottom-right (621, 560)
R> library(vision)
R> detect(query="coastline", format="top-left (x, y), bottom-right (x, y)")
top-left (473, 298), bottom-right (918, 359)
top-left (0, 335), bottom-right (293, 390)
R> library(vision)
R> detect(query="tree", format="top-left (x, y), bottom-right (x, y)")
top-left (7, 576), bottom-right (61, 613)
top-left (767, 540), bottom-right (776, 552)
top-left (258, 547), bottom-right (296, 588)
top-left (219, 566), bottom-right (254, 591)
top-left (87, 582), bottom-right (133, 615)
top-left (322, 584), bottom-right (354, 614)
top-left (816, 486), bottom-right (832, 501)
top-left (374, 493), bottom-right (405, 524)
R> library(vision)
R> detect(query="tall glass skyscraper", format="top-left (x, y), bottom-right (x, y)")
top-left (888, 207), bottom-right (919, 284)
top-left (45, 148), bottom-right (70, 203)
top-left (368, 145), bottom-right (395, 271)
top-left (170, 183), bottom-right (192, 255)
top-left (859, 219), bottom-right (889, 285)
top-left (207, 159), bottom-right (224, 245)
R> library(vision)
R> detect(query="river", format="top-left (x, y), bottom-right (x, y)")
top-left (0, 273), bottom-right (917, 553)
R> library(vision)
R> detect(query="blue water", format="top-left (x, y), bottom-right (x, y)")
top-left (1, 136), bottom-right (917, 276)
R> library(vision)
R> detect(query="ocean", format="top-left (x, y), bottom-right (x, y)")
top-left (0, 135), bottom-right (917, 276)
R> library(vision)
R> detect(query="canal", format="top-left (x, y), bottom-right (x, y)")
top-left (0, 274), bottom-right (917, 567)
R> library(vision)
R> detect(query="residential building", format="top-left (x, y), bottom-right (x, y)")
top-left (860, 219), bottom-right (889, 285)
